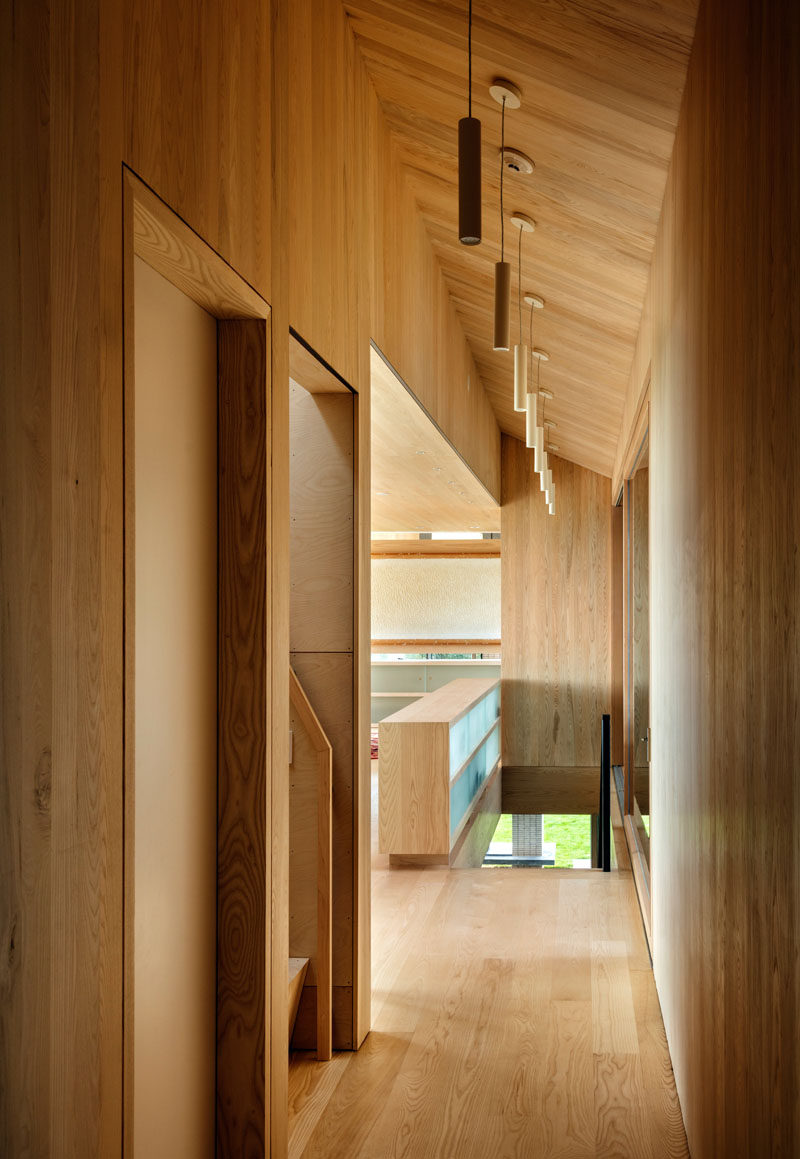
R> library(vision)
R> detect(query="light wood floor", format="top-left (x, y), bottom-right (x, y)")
top-left (288, 768), bottom-right (689, 1158)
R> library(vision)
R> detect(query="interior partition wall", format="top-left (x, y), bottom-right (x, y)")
top-left (123, 171), bottom-right (275, 1156)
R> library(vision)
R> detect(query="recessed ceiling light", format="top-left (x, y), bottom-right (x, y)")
top-left (539, 388), bottom-right (554, 399)
top-left (544, 420), bottom-right (557, 429)
top-left (416, 449), bottom-right (426, 455)
top-left (548, 444), bottom-right (560, 453)
top-left (524, 292), bottom-right (545, 309)
top-left (375, 490), bottom-right (389, 496)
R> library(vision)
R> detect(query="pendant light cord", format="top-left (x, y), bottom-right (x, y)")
top-left (467, 0), bottom-right (472, 117)
top-left (500, 96), bottom-right (506, 261)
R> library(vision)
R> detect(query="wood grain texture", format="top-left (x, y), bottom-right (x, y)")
top-left (501, 435), bottom-right (612, 767)
top-left (345, 0), bottom-right (698, 477)
top-left (289, 0), bottom-right (501, 499)
top-left (128, 171), bottom-right (268, 318)
top-left (3, 0), bottom-right (287, 1153)
top-left (288, 770), bottom-right (689, 1158)
top-left (269, 1), bottom-right (292, 1139)
top-left (630, 463), bottom-right (650, 828)
top-left (289, 668), bottom-right (333, 1061)
top-left (370, 347), bottom-right (500, 533)
top-left (289, 384), bottom-right (354, 654)
top-left (291, 652), bottom-right (356, 1050)
top-left (502, 766), bottom-right (601, 815)
top-left (379, 679), bottom-right (500, 858)
top-left (0, 1), bottom-right (55, 1152)
top-left (371, 538), bottom-right (500, 558)
top-left (611, 504), bottom-right (624, 766)
top-left (289, 959), bottom-right (310, 1040)
top-left (124, 0), bottom-right (271, 296)
top-left (217, 319), bottom-right (269, 1157)
top-left (643, 1), bottom-right (800, 1154)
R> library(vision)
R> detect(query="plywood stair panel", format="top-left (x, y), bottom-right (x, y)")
top-left (289, 668), bottom-right (333, 1061)
top-left (288, 958), bottom-right (310, 1041)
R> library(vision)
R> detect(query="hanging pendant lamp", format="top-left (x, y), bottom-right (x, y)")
top-left (490, 80), bottom-right (521, 351)
top-left (525, 306), bottom-right (537, 445)
top-left (458, 0), bottom-right (481, 245)
top-left (511, 212), bottom-right (535, 411)
top-left (537, 384), bottom-right (552, 478)
top-left (534, 423), bottom-right (544, 473)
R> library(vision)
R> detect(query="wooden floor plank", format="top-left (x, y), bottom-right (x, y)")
top-left (288, 767), bottom-right (689, 1158)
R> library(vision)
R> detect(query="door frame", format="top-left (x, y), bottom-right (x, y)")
top-left (122, 167), bottom-right (283, 1156)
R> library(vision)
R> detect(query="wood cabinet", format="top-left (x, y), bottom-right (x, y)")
top-left (378, 678), bottom-right (501, 865)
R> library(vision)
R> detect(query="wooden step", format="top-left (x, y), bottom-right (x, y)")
top-left (288, 957), bottom-right (310, 1042)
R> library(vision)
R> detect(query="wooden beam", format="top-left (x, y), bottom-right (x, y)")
top-left (372, 639), bottom-right (500, 652)
top-left (371, 538), bottom-right (500, 558)
top-left (501, 766), bottom-right (600, 815)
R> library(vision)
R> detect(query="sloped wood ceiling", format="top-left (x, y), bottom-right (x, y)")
top-left (344, 0), bottom-right (698, 476)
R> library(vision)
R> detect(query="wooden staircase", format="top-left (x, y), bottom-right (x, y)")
top-left (289, 668), bottom-right (333, 1061)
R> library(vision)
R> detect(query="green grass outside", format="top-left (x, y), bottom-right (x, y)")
top-left (490, 814), bottom-right (592, 868)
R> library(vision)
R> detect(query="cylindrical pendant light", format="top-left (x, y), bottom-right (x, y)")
top-left (458, 1), bottom-right (481, 245)
top-left (525, 307), bottom-right (538, 446)
top-left (490, 80), bottom-right (521, 351)
top-left (494, 259), bottom-right (510, 351)
top-left (525, 387), bottom-right (537, 445)
top-left (511, 213), bottom-right (535, 411)
top-left (539, 450), bottom-right (548, 491)
top-left (514, 344), bottom-right (527, 412)
top-left (534, 423), bottom-right (544, 472)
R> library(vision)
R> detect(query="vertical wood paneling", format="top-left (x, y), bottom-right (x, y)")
top-left (4, 0), bottom-right (285, 1153)
top-left (610, 505), bottom-right (624, 766)
top-left (0, 1), bottom-right (53, 1153)
top-left (217, 319), bottom-right (270, 1155)
top-left (269, 1), bottom-right (290, 1150)
top-left (124, 0), bottom-right (270, 296)
top-left (501, 436), bottom-right (612, 770)
top-left (641, 0), bottom-right (800, 1154)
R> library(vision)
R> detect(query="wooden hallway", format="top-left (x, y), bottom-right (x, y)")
top-left (287, 779), bottom-right (689, 1158)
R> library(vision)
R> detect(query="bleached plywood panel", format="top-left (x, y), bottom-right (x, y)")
top-left (371, 347), bottom-right (500, 532)
top-left (290, 384), bottom-right (354, 653)
top-left (501, 436), bottom-right (612, 767)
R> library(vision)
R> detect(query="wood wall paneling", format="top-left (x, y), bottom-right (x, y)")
top-left (501, 436), bottom-right (612, 770)
top-left (610, 504), bottom-right (624, 766)
top-left (124, 0), bottom-right (272, 296)
top-left (622, 0), bottom-right (800, 1153)
top-left (1, 0), bottom-right (54, 1151)
top-left (268, 0), bottom-right (291, 1140)
top-left (3, 0), bottom-right (289, 1153)
top-left (289, 384), bottom-right (354, 654)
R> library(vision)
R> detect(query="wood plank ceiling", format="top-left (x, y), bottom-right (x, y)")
top-left (344, 0), bottom-right (699, 476)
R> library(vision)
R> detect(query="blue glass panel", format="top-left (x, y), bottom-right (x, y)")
top-left (449, 723), bottom-right (500, 837)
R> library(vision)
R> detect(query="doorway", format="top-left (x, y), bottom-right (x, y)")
top-left (123, 171), bottom-right (273, 1156)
